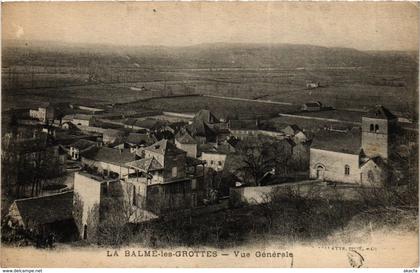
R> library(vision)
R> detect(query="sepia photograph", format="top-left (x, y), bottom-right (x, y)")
top-left (0, 1), bottom-right (419, 269)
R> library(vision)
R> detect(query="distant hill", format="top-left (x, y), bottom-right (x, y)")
top-left (2, 39), bottom-right (418, 70)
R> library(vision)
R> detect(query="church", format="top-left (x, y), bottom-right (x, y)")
top-left (309, 105), bottom-right (398, 187)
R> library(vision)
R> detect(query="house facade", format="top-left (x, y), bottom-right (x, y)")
top-left (175, 130), bottom-right (198, 158)
top-left (201, 151), bottom-right (227, 171)
top-left (73, 172), bottom-right (126, 240)
top-left (68, 139), bottom-right (97, 160)
top-left (81, 147), bottom-right (138, 179)
top-left (29, 106), bottom-right (55, 123)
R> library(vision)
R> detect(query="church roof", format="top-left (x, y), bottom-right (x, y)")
top-left (364, 105), bottom-right (397, 120)
top-left (311, 130), bottom-right (361, 154)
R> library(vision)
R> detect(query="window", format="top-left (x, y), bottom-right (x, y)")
top-left (83, 225), bottom-right (87, 240)
top-left (218, 161), bottom-right (222, 166)
top-left (210, 160), bottom-right (214, 165)
top-left (370, 124), bottom-right (374, 132)
top-left (368, 170), bottom-right (375, 183)
top-left (191, 179), bottom-right (197, 190)
top-left (375, 124), bottom-right (379, 133)
top-left (171, 167), bottom-right (178, 178)
top-left (344, 165), bottom-right (350, 176)
top-left (102, 184), bottom-right (108, 195)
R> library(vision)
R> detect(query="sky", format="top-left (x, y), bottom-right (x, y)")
top-left (2, 2), bottom-right (419, 51)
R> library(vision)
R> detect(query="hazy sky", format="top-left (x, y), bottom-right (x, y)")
top-left (2, 2), bottom-right (419, 51)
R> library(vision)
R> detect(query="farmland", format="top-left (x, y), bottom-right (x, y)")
top-left (2, 41), bottom-right (418, 118)
top-left (115, 95), bottom-right (298, 120)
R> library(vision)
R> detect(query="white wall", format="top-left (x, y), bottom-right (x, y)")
top-left (73, 172), bottom-right (102, 227)
top-left (175, 140), bottom-right (197, 158)
top-left (310, 148), bottom-right (360, 184)
top-left (201, 152), bottom-right (227, 171)
top-left (81, 158), bottom-right (134, 178)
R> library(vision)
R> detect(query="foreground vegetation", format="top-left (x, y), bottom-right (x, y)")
top-left (75, 181), bottom-right (418, 248)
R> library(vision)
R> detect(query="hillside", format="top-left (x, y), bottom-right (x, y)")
top-left (3, 40), bottom-right (418, 70)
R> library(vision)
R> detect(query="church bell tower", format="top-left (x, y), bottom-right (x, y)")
top-left (361, 105), bottom-right (397, 160)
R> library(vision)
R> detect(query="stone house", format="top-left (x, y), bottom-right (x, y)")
top-left (29, 105), bottom-right (55, 124)
top-left (186, 110), bottom-right (227, 143)
top-left (62, 114), bottom-right (95, 127)
top-left (73, 139), bottom-right (208, 240)
top-left (201, 151), bottom-right (227, 172)
top-left (228, 119), bottom-right (260, 140)
top-left (126, 139), bottom-right (206, 213)
top-left (301, 101), bottom-right (322, 112)
top-left (81, 147), bottom-right (138, 179)
top-left (175, 130), bottom-right (198, 158)
top-left (102, 129), bottom-right (125, 145)
top-left (73, 172), bottom-right (122, 240)
top-left (8, 191), bottom-right (77, 241)
top-left (67, 139), bottom-right (97, 160)
top-left (112, 133), bottom-right (157, 153)
top-left (281, 124), bottom-right (308, 143)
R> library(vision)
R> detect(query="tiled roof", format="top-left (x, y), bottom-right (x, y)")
top-left (282, 124), bottom-right (302, 136)
top-left (82, 147), bottom-right (137, 165)
top-left (198, 143), bottom-right (232, 155)
top-left (12, 191), bottom-right (73, 226)
top-left (103, 129), bottom-right (124, 137)
top-left (187, 120), bottom-right (216, 137)
top-left (143, 139), bottom-right (185, 155)
top-left (70, 139), bottom-right (97, 150)
top-left (126, 133), bottom-right (156, 145)
top-left (127, 157), bottom-right (163, 172)
top-left (175, 131), bottom-right (197, 144)
top-left (198, 143), bottom-right (217, 154)
top-left (193, 110), bottom-right (219, 124)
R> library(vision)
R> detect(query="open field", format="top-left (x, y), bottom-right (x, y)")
top-left (115, 95), bottom-right (299, 120)
top-left (2, 43), bottom-right (418, 116)
top-left (3, 66), bottom-right (416, 113)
